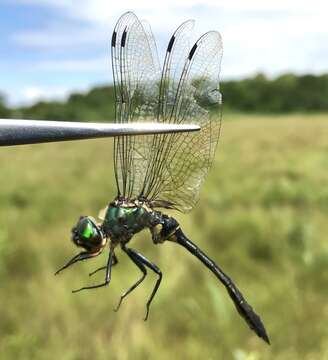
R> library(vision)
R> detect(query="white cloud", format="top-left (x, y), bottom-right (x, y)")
top-left (5, 0), bottom-right (328, 104)
top-left (11, 0), bottom-right (328, 57)
top-left (11, 0), bottom-right (327, 25)
top-left (18, 86), bottom-right (71, 105)
top-left (34, 56), bottom-right (109, 72)
top-left (9, 0), bottom-right (70, 8)
top-left (12, 28), bottom-right (107, 48)
top-left (11, 84), bottom-right (91, 106)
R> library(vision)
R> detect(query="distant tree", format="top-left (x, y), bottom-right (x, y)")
top-left (222, 73), bottom-right (328, 113)
top-left (67, 86), bottom-right (116, 121)
top-left (6, 73), bottom-right (328, 119)
top-left (0, 93), bottom-right (11, 117)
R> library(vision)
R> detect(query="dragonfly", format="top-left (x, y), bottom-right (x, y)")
top-left (55, 12), bottom-right (269, 344)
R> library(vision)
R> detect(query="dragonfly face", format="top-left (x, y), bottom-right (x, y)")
top-left (71, 216), bottom-right (106, 252)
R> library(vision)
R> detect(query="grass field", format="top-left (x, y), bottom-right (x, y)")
top-left (1, 114), bottom-right (328, 359)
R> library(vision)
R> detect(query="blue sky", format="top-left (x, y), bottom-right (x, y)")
top-left (1, 0), bottom-right (327, 105)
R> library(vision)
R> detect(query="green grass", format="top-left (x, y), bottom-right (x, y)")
top-left (1, 114), bottom-right (328, 359)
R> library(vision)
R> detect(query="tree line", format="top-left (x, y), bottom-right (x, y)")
top-left (1, 73), bottom-right (328, 121)
top-left (223, 73), bottom-right (328, 113)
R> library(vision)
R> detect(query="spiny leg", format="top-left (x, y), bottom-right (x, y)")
top-left (125, 249), bottom-right (162, 321)
top-left (170, 227), bottom-right (270, 345)
top-left (113, 245), bottom-right (147, 312)
top-left (89, 254), bottom-right (118, 277)
top-left (55, 251), bottom-right (101, 275)
top-left (144, 261), bottom-right (162, 321)
top-left (72, 247), bottom-right (115, 293)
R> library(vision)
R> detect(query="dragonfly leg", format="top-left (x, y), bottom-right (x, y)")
top-left (89, 254), bottom-right (118, 277)
top-left (169, 226), bottom-right (270, 345)
top-left (113, 245), bottom-right (147, 312)
top-left (129, 249), bottom-right (162, 321)
top-left (143, 260), bottom-right (162, 321)
top-left (55, 250), bottom-right (101, 275)
top-left (72, 247), bottom-right (115, 293)
top-left (116, 245), bottom-right (162, 320)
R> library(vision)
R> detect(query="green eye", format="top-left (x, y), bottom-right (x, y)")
top-left (75, 218), bottom-right (96, 241)
top-left (82, 222), bottom-right (94, 239)
top-left (72, 216), bottom-right (104, 251)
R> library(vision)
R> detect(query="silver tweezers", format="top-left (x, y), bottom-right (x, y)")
top-left (0, 119), bottom-right (200, 146)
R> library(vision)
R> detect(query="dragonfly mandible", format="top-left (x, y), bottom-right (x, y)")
top-left (55, 12), bottom-right (269, 344)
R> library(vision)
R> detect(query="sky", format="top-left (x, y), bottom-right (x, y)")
top-left (0, 0), bottom-right (327, 106)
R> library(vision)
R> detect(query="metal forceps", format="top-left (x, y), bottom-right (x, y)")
top-left (0, 119), bottom-right (200, 146)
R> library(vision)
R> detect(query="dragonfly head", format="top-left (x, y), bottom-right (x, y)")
top-left (71, 216), bottom-right (106, 252)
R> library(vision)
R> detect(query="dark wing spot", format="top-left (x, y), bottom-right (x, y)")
top-left (121, 29), bottom-right (127, 47)
top-left (111, 31), bottom-right (117, 47)
top-left (188, 43), bottom-right (198, 60)
top-left (167, 35), bottom-right (175, 52)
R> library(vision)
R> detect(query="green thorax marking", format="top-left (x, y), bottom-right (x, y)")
top-left (103, 204), bottom-right (149, 239)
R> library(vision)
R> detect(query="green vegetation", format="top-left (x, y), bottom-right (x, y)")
top-left (4, 73), bottom-right (328, 121)
top-left (0, 93), bottom-right (11, 118)
top-left (223, 73), bottom-right (328, 113)
top-left (1, 114), bottom-right (328, 359)
top-left (12, 86), bottom-right (116, 122)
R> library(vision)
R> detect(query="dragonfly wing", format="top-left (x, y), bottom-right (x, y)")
top-left (158, 20), bottom-right (195, 122)
top-left (111, 13), bottom-right (222, 212)
top-left (111, 12), bottom-right (136, 196)
top-left (144, 31), bottom-right (223, 212)
top-left (138, 19), bottom-right (195, 199)
top-left (111, 12), bottom-right (161, 198)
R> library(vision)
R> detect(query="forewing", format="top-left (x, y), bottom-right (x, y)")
top-left (111, 12), bottom-right (161, 198)
top-left (111, 13), bottom-right (222, 212)
top-left (138, 20), bottom-right (195, 198)
top-left (145, 31), bottom-right (223, 212)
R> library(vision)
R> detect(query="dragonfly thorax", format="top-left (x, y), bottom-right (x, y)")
top-left (102, 201), bottom-right (151, 243)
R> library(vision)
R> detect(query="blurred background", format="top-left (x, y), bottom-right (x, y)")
top-left (1, 1), bottom-right (328, 359)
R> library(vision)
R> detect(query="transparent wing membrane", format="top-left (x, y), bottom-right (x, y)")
top-left (111, 12), bottom-right (161, 197)
top-left (111, 12), bottom-right (223, 212)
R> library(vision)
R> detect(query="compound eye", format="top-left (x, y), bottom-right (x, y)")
top-left (80, 220), bottom-right (94, 239)
top-left (72, 216), bottom-right (103, 250)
